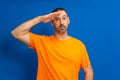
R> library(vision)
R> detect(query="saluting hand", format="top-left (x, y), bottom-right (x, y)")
top-left (40, 12), bottom-right (60, 23)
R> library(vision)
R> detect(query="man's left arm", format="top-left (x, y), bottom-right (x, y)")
top-left (82, 64), bottom-right (94, 80)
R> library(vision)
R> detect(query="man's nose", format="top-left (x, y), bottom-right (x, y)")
top-left (60, 19), bottom-right (64, 24)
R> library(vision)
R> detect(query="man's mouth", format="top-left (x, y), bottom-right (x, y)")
top-left (59, 26), bottom-right (65, 30)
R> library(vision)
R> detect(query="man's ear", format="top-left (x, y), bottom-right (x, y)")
top-left (51, 21), bottom-right (53, 27)
top-left (68, 17), bottom-right (70, 24)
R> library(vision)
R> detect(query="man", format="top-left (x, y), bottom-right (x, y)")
top-left (11, 8), bottom-right (93, 80)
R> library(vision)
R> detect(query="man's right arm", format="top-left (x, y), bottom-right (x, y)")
top-left (11, 12), bottom-right (59, 46)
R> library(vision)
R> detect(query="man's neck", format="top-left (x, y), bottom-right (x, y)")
top-left (54, 32), bottom-right (69, 40)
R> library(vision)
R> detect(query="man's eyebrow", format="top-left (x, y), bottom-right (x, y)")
top-left (63, 15), bottom-right (67, 17)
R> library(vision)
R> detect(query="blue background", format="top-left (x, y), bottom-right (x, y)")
top-left (0, 0), bottom-right (120, 80)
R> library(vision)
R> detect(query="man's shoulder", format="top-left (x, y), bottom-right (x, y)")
top-left (29, 32), bottom-right (50, 38)
top-left (70, 36), bottom-right (84, 45)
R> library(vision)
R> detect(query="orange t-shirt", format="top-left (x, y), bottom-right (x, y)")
top-left (29, 32), bottom-right (90, 80)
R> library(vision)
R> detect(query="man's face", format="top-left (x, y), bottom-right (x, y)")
top-left (51, 10), bottom-right (70, 34)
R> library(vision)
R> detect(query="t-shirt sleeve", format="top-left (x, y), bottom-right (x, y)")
top-left (28, 32), bottom-right (40, 50)
top-left (80, 43), bottom-right (91, 69)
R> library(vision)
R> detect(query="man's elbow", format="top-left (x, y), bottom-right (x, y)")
top-left (11, 30), bottom-right (20, 39)
top-left (11, 30), bottom-right (16, 37)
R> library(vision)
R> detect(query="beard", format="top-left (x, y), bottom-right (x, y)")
top-left (55, 24), bottom-right (67, 34)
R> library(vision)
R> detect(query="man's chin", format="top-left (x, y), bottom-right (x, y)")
top-left (59, 30), bottom-right (66, 34)
top-left (55, 28), bottom-right (67, 34)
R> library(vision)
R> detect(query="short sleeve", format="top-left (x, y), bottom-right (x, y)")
top-left (80, 43), bottom-right (91, 69)
top-left (28, 32), bottom-right (40, 50)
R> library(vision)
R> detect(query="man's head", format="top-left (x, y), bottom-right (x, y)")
top-left (51, 8), bottom-right (70, 34)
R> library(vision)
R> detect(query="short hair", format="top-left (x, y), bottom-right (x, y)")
top-left (52, 8), bottom-right (68, 16)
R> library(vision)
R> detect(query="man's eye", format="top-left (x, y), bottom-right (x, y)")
top-left (55, 18), bottom-right (60, 21)
top-left (63, 18), bottom-right (66, 20)
top-left (56, 18), bottom-right (59, 21)
top-left (63, 17), bottom-right (67, 20)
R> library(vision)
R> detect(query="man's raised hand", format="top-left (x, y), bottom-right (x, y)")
top-left (40, 12), bottom-right (60, 23)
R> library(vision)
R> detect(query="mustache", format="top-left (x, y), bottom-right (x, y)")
top-left (59, 24), bottom-right (65, 28)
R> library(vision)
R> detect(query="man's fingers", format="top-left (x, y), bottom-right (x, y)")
top-left (52, 12), bottom-right (60, 17)
top-left (49, 12), bottom-right (60, 20)
top-left (42, 12), bottom-right (60, 23)
top-left (49, 12), bottom-right (60, 17)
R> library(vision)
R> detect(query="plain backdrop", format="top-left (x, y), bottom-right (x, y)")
top-left (0, 0), bottom-right (120, 80)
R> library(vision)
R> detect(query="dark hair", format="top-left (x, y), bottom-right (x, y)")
top-left (52, 8), bottom-right (68, 15)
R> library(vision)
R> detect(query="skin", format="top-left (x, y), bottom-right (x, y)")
top-left (11, 10), bottom-right (93, 80)
top-left (51, 10), bottom-right (70, 40)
